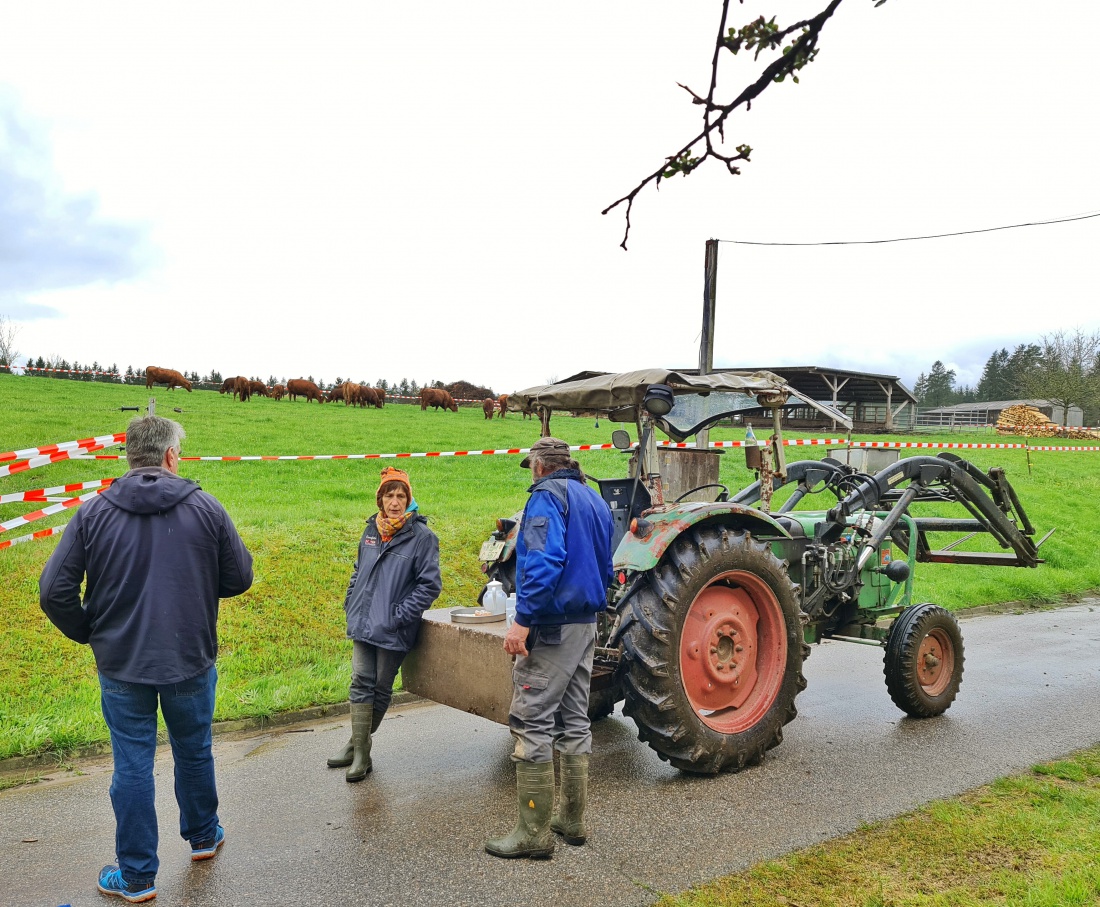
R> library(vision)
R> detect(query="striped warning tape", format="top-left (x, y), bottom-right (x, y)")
top-left (0, 364), bottom-right (120, 377)
top-left (0, 487), bottom-right (105, 533)
top-left (0, 444), bottom-right (112, 479)
top-left (0, 524), bottom-right (67, 551)
top-left (0, 479), bottom-right (115, 505)
top-left (67, 438), bottom-right (1100, 462)
top-left (0, 432), bottom-right (127, 464)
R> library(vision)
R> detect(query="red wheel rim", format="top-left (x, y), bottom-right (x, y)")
top-left (678, 570), bottom-right (787, 734)
top-left (916, 628), bottom-right (954, 697)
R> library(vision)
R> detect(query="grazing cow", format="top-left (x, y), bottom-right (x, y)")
top-left (343, 382), bottom-right (362, 407)
top-left (272, 383), bottom-right (286, 401)
top-left (145, 366), bottom-right (193, 393)
top-left (287, 378), bottom-right (324, 404)
top-left (235, 376), bottom-right (252, 402)
top-left (482, 398), bottom-right (495, 419)
top-left (248, 380), bottom-right (270, 398)
top-left (358, 386), bottom-right (385, 408)
top-left (498, 394), bottom-right (509, 418)
top-left (419, 387), bottom-right (459, 413)
top-left (325, 383), bottom-right (345, 404)
top-left (219, 378), bottom-right (237, 395)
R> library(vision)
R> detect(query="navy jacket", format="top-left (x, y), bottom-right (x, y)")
top-left (39, 466), bottom-right (254, 684)
top-left (343, 511), bottom-right (442, 653)
top-left (515, 469), bottom-right (615, 628)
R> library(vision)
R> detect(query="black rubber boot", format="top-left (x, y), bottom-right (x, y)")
top-left (345, 702), bottom-right (374, 783)
top-left (485, 761), bottom-right (555, 859)
top-left (550, 753), bottom-right (589, 845)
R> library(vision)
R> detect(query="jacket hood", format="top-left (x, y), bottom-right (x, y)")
top-left (102, 466), bottom-right (203, 514)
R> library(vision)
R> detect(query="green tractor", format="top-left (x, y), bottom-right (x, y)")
top-left (453, 369), bottom-right (1048, 773)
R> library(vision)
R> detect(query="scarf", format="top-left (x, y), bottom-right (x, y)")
top-left (377, 511), bottom-right (412, 543)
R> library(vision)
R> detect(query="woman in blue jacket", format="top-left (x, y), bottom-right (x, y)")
top-left (327, 466), bottom-right (442, 781)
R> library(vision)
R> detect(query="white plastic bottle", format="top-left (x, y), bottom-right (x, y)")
top-left (505, 593), bottom-right (517, 626)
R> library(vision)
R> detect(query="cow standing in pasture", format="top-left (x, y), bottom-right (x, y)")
top-left (219, 378), bottom-right (237, 396)
top-left (325, 384), bottom-right (345, 404)
top-left (420, 388), bottom-right (458, 412)
top-left (145, 366), bottom-right (193, 393)
top-left (249, 380), bottom-right (270, 398)
top-left (235, 377), bottom-right (252, 402)
top-left (272, 384), bottom-right (286, 401)
top-left (343, 382), bottom-right (362, 406)
top-left (287, 378), bottom-right (325, 403)
top-left (498, 394), bottom-right (509, 418)
top-left (482, 398), bottom-right (495, 419)
top-left (359, 386), bottom-right (385, 408)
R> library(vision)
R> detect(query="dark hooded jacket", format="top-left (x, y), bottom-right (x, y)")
top-left (343, 510), bottom-right (441, 653)
top-left (39, 466), bottom-right (253, 685)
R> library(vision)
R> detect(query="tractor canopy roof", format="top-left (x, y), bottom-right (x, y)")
top-left (512, 368), bottom-right (853, 441)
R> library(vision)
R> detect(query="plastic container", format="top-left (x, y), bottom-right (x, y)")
top-left (482, 580), bottom-right (507, 615)
top-left (505, 593), bottom-right (517, 627)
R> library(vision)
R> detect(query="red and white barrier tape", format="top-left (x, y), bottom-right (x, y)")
top-left (0, 444), bottom-right (112, 478)
top-left (0, 432), bottom-right (127, 464)
top-left (0, 524), bottom-right (67, 551)
top-left (1, 365), bottom-right (120, 377)
top-left (0, 478), bottom-right (114, 505)
top-left (0, 487), bottom-right (105, 533)
top-left (66, 437), bottom-right (1100, 463)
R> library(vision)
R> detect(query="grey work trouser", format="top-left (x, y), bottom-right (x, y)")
top-left (508, 622), bottom-right (596, 764)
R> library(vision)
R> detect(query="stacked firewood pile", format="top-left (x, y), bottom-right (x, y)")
top-left (996, 404), bottom-right (1100, 438)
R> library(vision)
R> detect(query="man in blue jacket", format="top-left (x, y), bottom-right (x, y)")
top-left (40, 415), bottom-right (253, 903)
top-left (486, 437), bottom-right (614, 860)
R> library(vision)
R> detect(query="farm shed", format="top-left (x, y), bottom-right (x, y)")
top-left (917, 399), bottom-right (1084, 428)
top-left (552, 366), bottom-right (916, 433)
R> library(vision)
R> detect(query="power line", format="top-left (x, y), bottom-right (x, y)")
top-left (717, 210), bottom-right (1100, 246)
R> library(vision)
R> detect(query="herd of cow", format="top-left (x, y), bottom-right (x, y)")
top-left (144, 366), bottom-right (526, 416)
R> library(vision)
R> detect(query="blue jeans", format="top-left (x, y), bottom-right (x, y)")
top-left (99, 667), bottom-right (220, 886)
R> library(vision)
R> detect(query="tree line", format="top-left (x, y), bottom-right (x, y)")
top-left (914, 330), bottom-right (1100, 423)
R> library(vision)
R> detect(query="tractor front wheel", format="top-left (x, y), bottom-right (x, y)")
top-left (620, 526), bottom-right (806, 774)
top-left (883, 603), bottom-right (964, 717)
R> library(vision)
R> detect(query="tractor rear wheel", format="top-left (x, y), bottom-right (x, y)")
top-left (620, 526), bottom-right (806, 774)
top-left (883, 603), bottom-right (964, 717)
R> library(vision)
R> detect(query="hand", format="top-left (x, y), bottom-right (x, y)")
top-left (503, 622), bottom-right (530, 657)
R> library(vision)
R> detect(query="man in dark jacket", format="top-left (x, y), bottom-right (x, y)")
top-left (40, 415), bottom-right (253, 903)
top-left (486, 437), bottom-right (614, 860)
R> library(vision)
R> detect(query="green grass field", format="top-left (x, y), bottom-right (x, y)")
top-left (2, 372), bottom-right (1099, 760)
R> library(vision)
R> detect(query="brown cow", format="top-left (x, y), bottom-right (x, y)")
top-left (420, 387), bottom-right (458, 413)
top-left (249, 380), bottom-right (269, 398)
top-left (145, 366), bottom-right (192, 393)
top-left (358, 386), bottom-right (384, 409)
top-left (272, 383), bottom-right (286, 401)
top-left (235, 376), bottom-right (251, 402)
top-left (219, 378), bottom-right (237, 395)
top-left (325, 383), bottom-right (345, 403)
top-left (482, 398), bottom-right (495, 419)
top-left (498, 394), bottom-right (509, 418)
top-left (287, 378), bottom-right (324, 403)
top-left (343, 382), bottom-right (361, 407)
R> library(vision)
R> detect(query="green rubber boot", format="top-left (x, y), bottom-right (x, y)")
top-left (550, 753), bottom-right (589, 845)
top-left (326, 736), bottom-right (354, 768)
top-left (485, 761), bottom-right (555, 859)
top-left (345, 702), bottom-right (374, 783)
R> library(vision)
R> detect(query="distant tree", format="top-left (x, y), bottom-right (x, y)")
top-left (976, 348), bottom-right (1011, 401)
top-left (922, 361), bottom-right (956, 408)
top-left (409, 380), bottom-right (420, 396)
top-left (1003, 343), bottom-right (1042, 399)
top-left (375, 378), bottom-right (389, 391)
top-left (0, 314), bottom-right (20, 366)
top-left (1028, 329), bottom-right (1100, 423)
top-left (334, 376), bottom-right (343, 388)
top-left (398, 378), bottom-right (411, 396)
top-left (22, 352), bottom-right (32, 371)
top-left (36, 355), bottom-right (46, 370)
top-left (267, 375), bottom-right (277, 387)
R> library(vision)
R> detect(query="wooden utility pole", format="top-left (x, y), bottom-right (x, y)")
top-left (696, 238), bottom-right (718, 450)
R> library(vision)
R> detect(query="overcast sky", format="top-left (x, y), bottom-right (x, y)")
top-left (1, 0), bottom-right (1097, 393)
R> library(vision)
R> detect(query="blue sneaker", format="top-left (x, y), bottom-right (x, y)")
top-left (190, 825), bottom-right (225, 862)
top-left (97, 865), bottom-right (156, 902)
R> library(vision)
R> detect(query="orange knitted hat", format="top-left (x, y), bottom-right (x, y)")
top-left (376, 466), bottom-right (412, 510)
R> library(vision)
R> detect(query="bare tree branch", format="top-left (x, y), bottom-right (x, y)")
top-left (603, 0), bottom-right (848, 249)
top-left (0, 315), bottom-right (20, 367)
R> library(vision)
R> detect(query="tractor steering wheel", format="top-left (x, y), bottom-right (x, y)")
top-left (674, 483), bottom-right (730, 503)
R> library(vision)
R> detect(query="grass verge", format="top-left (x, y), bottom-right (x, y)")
top-left (654, 746), bottom-right (1100, 907)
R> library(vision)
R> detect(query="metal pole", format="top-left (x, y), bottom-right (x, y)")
top-left (696, 238), bottom-right (718, 451)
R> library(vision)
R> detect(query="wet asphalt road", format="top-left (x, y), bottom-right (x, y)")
top-left (3, 603), bottom-right (1099, 907)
